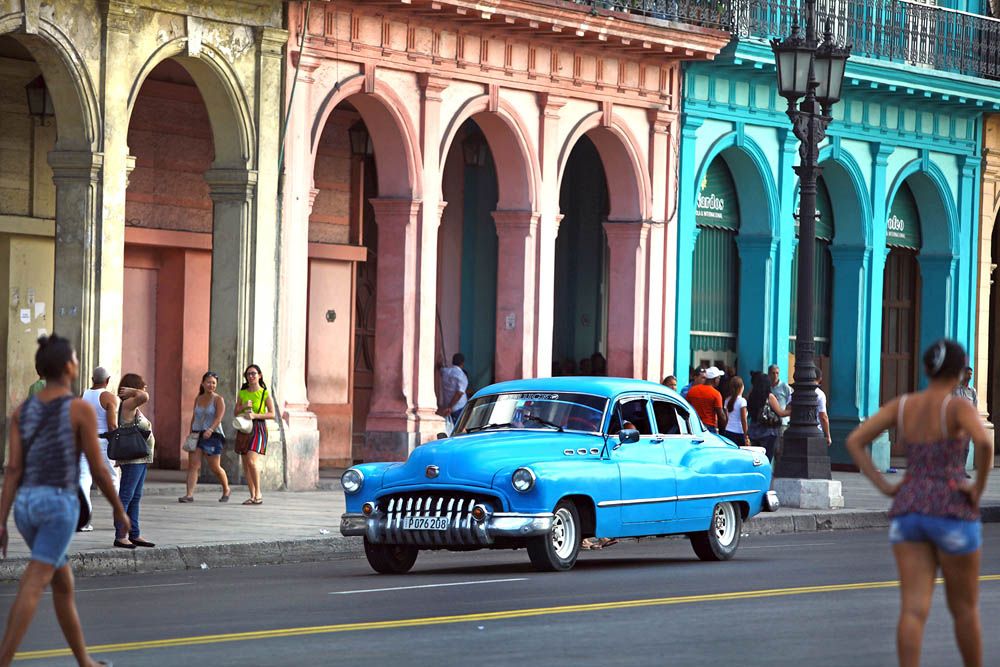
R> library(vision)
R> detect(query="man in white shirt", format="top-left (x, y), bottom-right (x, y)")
top-left (815, 367), bottom-right (831, 446)
top-left (79, 366), bottom-right (120, 531)
top-left (439, 353), bottom-right (469, 426)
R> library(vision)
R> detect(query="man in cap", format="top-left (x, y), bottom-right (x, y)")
top-left (78, 367), bottom-right (120, 530)
top-left (686, 366), bottom-right (727, 433)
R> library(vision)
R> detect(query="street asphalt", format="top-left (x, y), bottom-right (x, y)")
top-left (4, 526), bottom-right (1000, 666)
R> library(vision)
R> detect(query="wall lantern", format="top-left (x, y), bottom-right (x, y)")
top-left (348, 121), bottom-right (373, 157)
top-left (24, 76), bottom-right (55, 124)
top-left (462, 131), bottom-right (488, 168)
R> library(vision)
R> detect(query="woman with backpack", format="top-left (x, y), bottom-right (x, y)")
top-left (747, 372), bottom-right (789, 462)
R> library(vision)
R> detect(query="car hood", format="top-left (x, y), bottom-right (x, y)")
top-left (380, 430), bottom-right (600, 489)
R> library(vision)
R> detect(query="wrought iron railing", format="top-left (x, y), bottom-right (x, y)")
top-left (577, 0), bottom-right (1000, 79)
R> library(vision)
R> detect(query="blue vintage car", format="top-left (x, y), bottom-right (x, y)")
top-left (340, 377), bottom-right (779, 573)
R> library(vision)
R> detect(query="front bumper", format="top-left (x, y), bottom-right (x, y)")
top-left (341, 511), bottom-right (554, 546)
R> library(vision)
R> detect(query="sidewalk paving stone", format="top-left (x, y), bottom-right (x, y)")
top-left (1, 470), bottom-right (997, 580)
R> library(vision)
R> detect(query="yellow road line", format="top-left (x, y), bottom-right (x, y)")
top-left (16, 575), bottom-right (1000, 661)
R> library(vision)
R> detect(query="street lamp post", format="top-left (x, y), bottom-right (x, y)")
top-left (771, 1), bottom-right (850, 483)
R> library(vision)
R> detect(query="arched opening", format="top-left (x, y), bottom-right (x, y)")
top-left (881, 180), bottom-right (923, 460)
top-left (692, 155), bottom-right (740, 372)
top-left (789, 176), bottom-right (835, 395)
top-left (553, 136), bottom-right (609, 377)
top-left (123, 58), bottom-right (216, 470)
top-left (436, 120), bottom-right (498, 394)
top-left (307, 100), bottom-right (380, 468)
top-left (0, 32), bottom-right (87, 452)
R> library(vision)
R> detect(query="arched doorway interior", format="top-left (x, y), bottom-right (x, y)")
top-left (691, 155), bottom-right (740, 371)
top-left (553, 136), bottom-right (609, 376)
top-left (436, 120), bottom-right (499, 394)
top-left (881, 180), bottom-right (923, 458)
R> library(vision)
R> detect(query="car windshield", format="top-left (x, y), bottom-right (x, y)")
top-left (458, 392), bottom-right (608, 434)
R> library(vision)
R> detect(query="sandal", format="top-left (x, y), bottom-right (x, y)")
top-left (241, 498), bottom-right (255, 505)
top-left (219, 494), bottom-right (231, 503)
top-left (178, 496), bottom-right (194, 503)
top-left (251, 498), bottom-right (263, 505)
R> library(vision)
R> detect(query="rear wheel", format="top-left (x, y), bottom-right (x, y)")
top-left (364, 539), bottom-right (418, 574)
top-left (527, 500), bottom-right (581, 572)
top-left (689, 502), bottom-right (742, 561)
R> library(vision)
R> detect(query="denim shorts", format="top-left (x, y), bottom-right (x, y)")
top-left (196, 433), bottom-right (225, 457)
top-left (14, 486), bottom-right (79, 569)
top-left (889, 513), bottom-right (983, 555)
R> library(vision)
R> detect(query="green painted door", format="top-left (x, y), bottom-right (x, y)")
top-left (691, 157), bottom-right (740, 370)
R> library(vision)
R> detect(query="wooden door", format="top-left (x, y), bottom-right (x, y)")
top-left (881, 248), bottom-right (920, 456)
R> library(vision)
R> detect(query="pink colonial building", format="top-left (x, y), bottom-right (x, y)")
top-left (281, 0), bottom-right (729, 465)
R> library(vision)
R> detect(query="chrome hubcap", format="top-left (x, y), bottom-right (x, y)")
top-left (713, 503), bottom-right (736, 546)
top-left (551, 507), bottom-right (576, 559)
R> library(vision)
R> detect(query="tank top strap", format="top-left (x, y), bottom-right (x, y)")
top-left (940, 394), bottom-right (954, 440)
top-left (896, 394), bottom-right (909, 447)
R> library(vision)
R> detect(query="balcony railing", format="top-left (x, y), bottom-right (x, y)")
top-left (578, 0), bottom-right (1000, 79)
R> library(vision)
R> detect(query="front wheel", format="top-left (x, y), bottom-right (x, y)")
top-left (527, 500), bottom-right (581, 572)
top-left (689, 502), bottom-right (742, 561)
top-left (364, 539), bottom-right (418, 574)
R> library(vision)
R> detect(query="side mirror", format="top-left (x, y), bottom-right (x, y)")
top-left (436, 432), bottom-right (449, 440)
top-left (618, 428), bottom-right (640, 445)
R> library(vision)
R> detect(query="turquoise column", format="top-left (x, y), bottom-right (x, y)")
top-left (771, 129), bottom-right (798, 371)
top-left (865, 143), bottom-right (895, 472)
top-left (674, 117), bottom-right (704, 378)
top-left (918, 255), bottom-right (958, 361)
top-left (827, 245), bottom-right (870, 465)
top-left (955, 155), bottom-right (980, 355)
top-left (735, 235), bottom-right (777, 377)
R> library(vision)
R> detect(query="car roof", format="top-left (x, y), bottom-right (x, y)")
top-left (471, 377), bottom-right (682, 401)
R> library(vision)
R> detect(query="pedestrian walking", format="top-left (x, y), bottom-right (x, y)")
top-left (680, 367), bottom-right (705, 398)
top-left (721, 376), bottom-right (750, 447)
top-left (846, 339), bottom-right (992, 667)
top-left (686, 366), bottom-right (726, 433)
top-left (662, 375), bottom-right (678, 392)
top-left (0, 334), bottom-right (127, 666)
top-left (953, 366), bottom-right (978, 407)
top-left (27, 375), bottom-right (44, 397)
top-left (815, 367), bottom-right (831, 447)
top-left (178, 372), bottom-right (230, 503)
top-left (234, 364), bottom-right (274, 505)
top-left (112, 373), bottom-right (155, 549)
top-left (78, 367), bottom-right (119, 531)
top-left (747, 372), bottom-right (789, 462)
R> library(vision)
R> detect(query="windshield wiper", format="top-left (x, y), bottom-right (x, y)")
top-left (465, 422), bottom-right (513, 433)
top-left (523, 416), bottom-right (564, 432)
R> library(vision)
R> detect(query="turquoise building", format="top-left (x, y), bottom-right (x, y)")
top-left (675, 0), bottom-right (1000, 467)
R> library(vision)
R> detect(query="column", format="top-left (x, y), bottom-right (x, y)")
top-left (827, 245), bottom-right (870, 464)
top-left (955, 155), bottom-right (980, 352)
top-left (647, 109), bottom-right (674, 381)
top-left (919, 254), bottom-right (958, 352)
top-left (205, 167), bottom-right (259, 483)
top-left (272, 34), bottom-right (319, 490)
top-left (603, 221), bottom-right (651, 378)
top-left (493, 210), bottom-right (540, 381)
top-left (673, 118), bottom-right (703, 377)
top-left (736, 235), bottom-right (777, 377)
top-left (366, 198), bottom-right (422, 460)
top-left (772, 129), bottom-right (799, 369)
top-left (977, 148), bottom-right (1000, 426)
top-left (865, 143), bottom-right (895, 471)
top-left (95, 0), bottom-right (134, 378)
top-left (49, 150), bottom-right (104, 390)
top-left (535, 94), bottom-right (567, 377)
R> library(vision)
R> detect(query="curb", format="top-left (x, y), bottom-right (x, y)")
top-left (3, 505), bottom-right (997, 581)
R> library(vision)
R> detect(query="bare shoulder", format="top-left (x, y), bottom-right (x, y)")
top-left (70, 397), bottom-right (96, 425)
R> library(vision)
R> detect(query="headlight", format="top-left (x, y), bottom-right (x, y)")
top-left (511, 467), bottom-right (536, 493)
top-left (341, 468), bottom-right (364, 494)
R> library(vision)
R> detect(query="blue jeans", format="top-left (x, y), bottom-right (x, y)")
top-left (115, 463), bottom-right (147, 539)
top-left (14, 486), bottom-right (79, 569)
top-left (889, 513), bottom-right (982, 555)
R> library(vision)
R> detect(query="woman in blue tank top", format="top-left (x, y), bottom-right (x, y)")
top-left (0, 334), bottom-right (128, 665)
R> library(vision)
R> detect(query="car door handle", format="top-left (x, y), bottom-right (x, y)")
top-left (691, 438), bottom-right (704, 444)
top-left (650, 438), bottom-right (664, 444)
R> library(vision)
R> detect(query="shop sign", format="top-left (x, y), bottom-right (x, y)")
top-left (696, 158), bottom-right (739, 231)
top-left (886, 182), bottom-right (922, 250)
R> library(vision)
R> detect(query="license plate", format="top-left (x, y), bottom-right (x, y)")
top-left (402, 516), bottom-right (449, 531)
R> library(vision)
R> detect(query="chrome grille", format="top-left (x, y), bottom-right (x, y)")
top-left (377, 493), bottom-right (499, 546)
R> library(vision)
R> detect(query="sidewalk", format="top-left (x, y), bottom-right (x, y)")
top-left (1, 470), bottom-right (998, 580)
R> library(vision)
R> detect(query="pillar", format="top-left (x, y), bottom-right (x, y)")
top-left (535, 94), bottom-right (567, 377)
top-left (603, 221), bottom-right (651, 378)
top-left (493, 210), bottom-right (540, 381)
top-left (735, 235), bottom-right (777, 377)
top-left (673, 118), bottom-right (703, 377)
top-left (772, 129), bottom-right (799, 369)
top-left (50, 150), bottom-right (104, 389)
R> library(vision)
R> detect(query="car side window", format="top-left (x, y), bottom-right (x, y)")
top-left (617, 398), bottom-right (653, 435)
top-left (652, 400), bottom-right (689, 435)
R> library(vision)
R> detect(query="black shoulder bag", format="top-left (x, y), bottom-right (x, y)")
top-left (106, 405), bottom-right (151, 461)
top-left (21, 397), bottom-right (91, 531)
